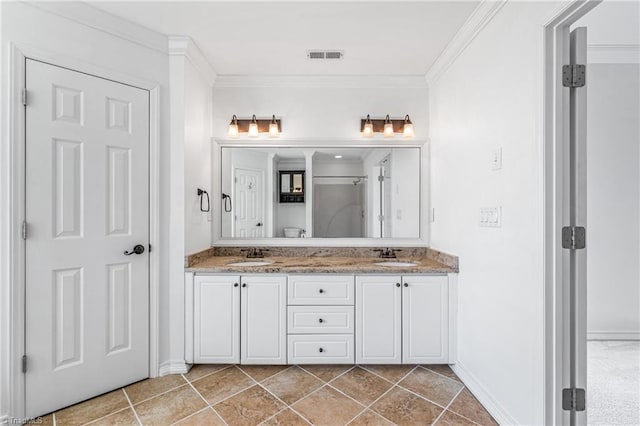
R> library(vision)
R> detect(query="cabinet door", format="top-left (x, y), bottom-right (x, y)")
top-left (241, 276), bottom-right (287, 364)
top-left (356, 275), bottom-right (402, 364)
top-left (402, 275), bottom-right (449, 364)
top-left (194, 275), bottom-right (240, 363)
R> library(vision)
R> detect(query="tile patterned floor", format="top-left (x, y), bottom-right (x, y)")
top-left (36, 364), bottom-right (498, 426)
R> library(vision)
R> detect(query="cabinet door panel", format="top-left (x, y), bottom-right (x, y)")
top-left (241, 276), bottom-right (287, 364)
top-left (402, 276), bottom-right (448, 363)
top-left (194, 275), bottom-right (240, 363)
top-left (356, 275), bottom-right (402, 364)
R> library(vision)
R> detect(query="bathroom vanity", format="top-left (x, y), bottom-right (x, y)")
top-left (184, 250), bottom-right (457, 367)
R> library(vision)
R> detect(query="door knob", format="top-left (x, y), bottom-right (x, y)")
top-left (124, 244), bottom-right (145, 256)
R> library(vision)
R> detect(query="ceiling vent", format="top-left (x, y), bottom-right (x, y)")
top-left (307, 50), bottom-right (344, 60)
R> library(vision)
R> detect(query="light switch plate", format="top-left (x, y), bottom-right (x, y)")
top-left (491, 147), bottom-right (502, 171)
top-left (479, 207), bottom-right (502, 227)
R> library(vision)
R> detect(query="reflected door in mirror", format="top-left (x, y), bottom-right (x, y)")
top-left (234, 168), bottom-right (265, 237)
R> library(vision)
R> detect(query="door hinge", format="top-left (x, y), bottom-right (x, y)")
top-left (562, 388), bottom-right (586, 412)
top-left (562, 64), bottom-right (586, 88)
top-left (378, 215), bottom-right (384, 222)
top-left (562, 226), bottom-right (586, 249)
top-left (22, 355), bottom-right (27, 373)
top-left (21, 88), bottom-right (27, 106)
top-left (378, 175), bottom-right (385, 182)
top-left (21, 220), bottom-right (28, 240)
top-left (148, 244), bottom-right (152, 253)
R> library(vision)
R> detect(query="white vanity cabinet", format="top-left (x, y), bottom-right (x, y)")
top-left (356, 275), bottom-right (450, 364)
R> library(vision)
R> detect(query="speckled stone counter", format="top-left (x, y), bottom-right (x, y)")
top-left (185, 254), bottom-right (457, 274)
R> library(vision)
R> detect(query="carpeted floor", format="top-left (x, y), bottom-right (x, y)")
top-left (588, 340), bottom-right (640, 425)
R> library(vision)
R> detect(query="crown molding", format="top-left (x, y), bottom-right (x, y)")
top-left (425, 0), bottom-right (508, 85)
top-left (587, 43), bottom-right (640, 64)
top-left (214, 75), bottom-right (428, 89)
top-left (26, 1), bottom-right (167, 54)
top-left (168, 36), bottom-right (217, 85)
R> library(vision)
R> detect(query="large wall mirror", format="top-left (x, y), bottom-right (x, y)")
top-left (218, 146), bottom-right (422, 240)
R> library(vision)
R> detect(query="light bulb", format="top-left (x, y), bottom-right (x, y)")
top-left (403, 115), bottom-right (414, 138)
top-left (269, 115), bottom-right (280, 138)
top-left (228, 115), bottom-right (239, 138)
top-left (248, 115), bottom-right (259, 138)
top-left (363, 114), bottom-right (374, 138)
top-left (383, 115), bottom-right (394, 138)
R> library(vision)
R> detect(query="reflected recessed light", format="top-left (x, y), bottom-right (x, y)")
top-left (335, 155), bottom-right (343, 159)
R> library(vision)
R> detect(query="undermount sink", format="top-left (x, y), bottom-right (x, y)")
top-left (227, 261), bottom-right (274, 267)
top-left (374, 261), bottom-right (419, 267)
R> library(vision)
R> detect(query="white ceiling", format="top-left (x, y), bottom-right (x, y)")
top-left (88, 1), bottom-right (479, 75)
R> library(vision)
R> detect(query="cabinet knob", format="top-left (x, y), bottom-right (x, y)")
top-left (318, 348), bottom-right (324, 353)
top-left (318, 289), bottom-right (325, 294)
top-left (242, 283), bottom-right (247, 288)
top-left (234, 283), bottom-right (239, 287)
top-left (396, 283), bottom-right (401, 287)
top-left (404, 283), bottom-right (409, 287)
top-left (318, 318), bottom-right (324, 323)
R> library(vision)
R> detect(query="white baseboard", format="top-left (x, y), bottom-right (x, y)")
top-left (158, 360), bottom-right (188, 376)
top-left (587, 331), bottom-right (640, 341)
top-left (450, 361), bottom-right (518, 425)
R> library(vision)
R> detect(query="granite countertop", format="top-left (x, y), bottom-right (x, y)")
top-left (185, 255), bottom-right (456, 274)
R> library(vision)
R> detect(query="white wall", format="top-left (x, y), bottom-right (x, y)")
top-left (585, 64), bottom-right (640, 339)
top-left (390, 148), bottom-right (420, 238)
top-left (0, 2), bottom-right (173, 421)
top-left (184, 61), bottom-right (213, 255)
top-left (429, 2), bottom-right (562, 424)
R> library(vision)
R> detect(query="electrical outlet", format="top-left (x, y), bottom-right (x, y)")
top-left (479, 207), bottom-right (502, 227)
top-left (491, 147), bottom-right (502, 171)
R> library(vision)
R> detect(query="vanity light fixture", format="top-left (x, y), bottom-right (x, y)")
top-left (269, 115), bottom-right (280, 138)
top-left (227, 115), bottom-right (282, 138)
top-left (359, 115), bottom-right (416, 138)
top-left (403, 115), bottom-right (415, 138)
top-left (248, 115), bottom-right (259, 138)
top-left (228, 115), bottom-right (239, 138)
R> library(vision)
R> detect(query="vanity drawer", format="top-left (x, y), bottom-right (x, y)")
top-left (288, 275), bottom-right (354, 305)
top-left (288, 306), bottom-right (354, 334)
top-left (287, 334), bottom-right (354, 364)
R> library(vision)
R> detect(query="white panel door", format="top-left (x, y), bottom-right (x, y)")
top-left (356, 275), bottom-right (402, 364)
top-left (234, 168), bottom-right (264, 238)
top-left (241, 276), bottom-right (286, 364)
top-left (402, 276), bottom-right (449, 364)
top-left (25, 60), bottom-right (149, 417)
top-left (194, 276), bottom-right (240, 363)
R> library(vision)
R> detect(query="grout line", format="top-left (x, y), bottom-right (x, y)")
top-left (419, 365), bottom-right (464, 385)
top-left (358, 365), bottom-right (415, 385)
top-left (52, 413), bottom-right (56, 426)
top-left (183, 364), bottom-right (232, 384)
top-left (182, 372), bottom-right (230, 426)
top-left (125, 375), bottom-right (192, 407)
top-left (297, 364), bottom-right (356, 385)
top-left (240, 364), bottom-right (293, 383)
top-left (122, 388), bottom-right (143, 426)
top-left (81, 406), bottom-right (131, 426)
top-left (430, 385), bottom-right (467, 425)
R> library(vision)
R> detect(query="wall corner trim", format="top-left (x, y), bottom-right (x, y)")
top-left (158, 360), bottom-right (189, 376)
top-left (425, 0), bottom-right (508, 85)
top-left (450, 361), bottom-right (520, 425)
top-left (168, 36), bottom-right (217, 85)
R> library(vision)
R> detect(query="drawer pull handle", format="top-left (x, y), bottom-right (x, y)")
top-left (318, 347), bottom-right (324, 353)
top-left (396, 283), bottom-right (401, 287)
top-left (318, 289), bottom-right (325, 294)
top-left (318, 318), bottom-right (324, 323)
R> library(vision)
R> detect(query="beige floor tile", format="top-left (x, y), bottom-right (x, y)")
top-left (371, 386), bottom-right (443, 425)
top-left (331, 367), bottom-right (393, 405)
top-left (125, 374), bottom-right (187, 404)
top-left (361, 365), bottom-right (415, 383)
top-left (184, 365), bottom-right (231, 382)
top-left (348, 409), bottom-right (394, 425)
top-left (191, 366), bottom-right (255, 404)
top-left (261, 366), bottom-right (323, 405)
top-left (55, 389), bottom-right (129, 426)
top-left (134, 385), bottom-right (206, 425)
top-left (300, 365), bottom-right (353, 382)
top-left (399, 368), bottom-right (463, 407)
top-left (435, 410), bottom-right (478, 426)
top-left (214, 385), bottom-right (285, 426)
top-left (422, 365), bottom-right (462, 384)
top-left (292, 386), bottom-right (364, 426)
top-left (87, 408), bottom-right (138, 425)
top-left (238, 365), bottom-right (291, 382)
top-left (174, 408), bottom-right (226, 426)
top-left (262, 408), bottom-right (310, 426)
top-left (448, 389), bottom-right (497, 426)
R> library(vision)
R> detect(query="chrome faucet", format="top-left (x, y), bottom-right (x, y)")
top-left (241, 248), bottom-right (269, 259)
top-left (374, 248), bottom-right (401, 259)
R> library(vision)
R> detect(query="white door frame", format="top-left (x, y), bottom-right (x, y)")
top-left (542, 1), bottom-right (600, 424)
top-left (3, 43), bottom-right (161, 421)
